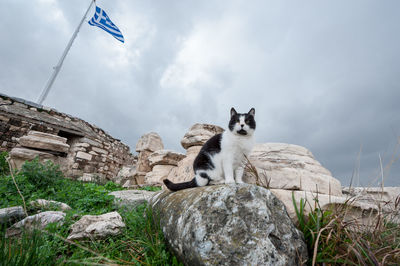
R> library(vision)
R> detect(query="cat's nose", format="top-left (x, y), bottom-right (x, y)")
top-left (240, 124), bottom-right (244, 128)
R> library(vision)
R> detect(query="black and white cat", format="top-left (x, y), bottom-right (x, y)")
top-left (163, 108), bottom-right (256, 191)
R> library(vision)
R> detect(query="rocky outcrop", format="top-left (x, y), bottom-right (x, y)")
top-left (6, 211), bottom-right (65, 237)
top-left (67, 212), bottom-right (125, 240)
top-left (244, 143), bottom-right (342, 196)
top-left (0, 206), bottom-right (25, 224)
top-left (109, 190), bottom-right (158, 208)
top-left (150, 184), bottom-right (308, 265)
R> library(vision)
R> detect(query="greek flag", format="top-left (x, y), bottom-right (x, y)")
top-left (88, 6), bottom-right (124, 43)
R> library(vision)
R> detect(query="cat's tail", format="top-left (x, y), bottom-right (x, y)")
top-left (163, 178), bottom-right (197, 192)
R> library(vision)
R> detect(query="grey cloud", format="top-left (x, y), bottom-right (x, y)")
top-left (0, 0), bottom-right (399, 186)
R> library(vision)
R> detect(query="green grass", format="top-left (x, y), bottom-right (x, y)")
top-left (0, 155), bottom-right (181, 265)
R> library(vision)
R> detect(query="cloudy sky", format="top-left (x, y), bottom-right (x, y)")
top-left (1, 0), bottom-right (399, 186)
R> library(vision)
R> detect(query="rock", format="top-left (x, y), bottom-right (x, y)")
top-left (9, 147), bottom-right (57, 170)
top-left (166, 146), bottom-right (201, 184)
top-left (109, 190), bottom-right (157, 208)
top-left (150, 184), bottom-right (308, 265)
top-left (145, 165), bottom-right (175, 184)
top-left (180, 123), bottom-right (224, 150)
top-left (244, 143), bottom-right (342, 196)
top-left (26, 131), bottom-right (67, 143)
top-left (78, 173), bottom-right (106, 184)
top-left (135, 132), bottom-right (164, 152)
top-left (30, 199), bottom-right (71, 211)
top-left (136, 150), bottom-right (153, 173)
top-left (115, 165), bottom-right (137, 185)
top-left (148, 150), bottom-right (185, 167)
top-left (342, 186), bottom-right (400, 225)
top-left (6, 211), bottom-right (65, 237)
top-left (342, 186), bottom-right (400, 204)
top-left (122, 179), bottom-right (137, 188)
top-left (76, 151), bottom-right (92, 161)
top-left (67, 212), bottom-right (125, 240)
top-left (18, 131), bottom-right (70, 153)
top-left (0, 206), bottom-right (25, 224)
top-left (271, 189), bottom-right (381, 227)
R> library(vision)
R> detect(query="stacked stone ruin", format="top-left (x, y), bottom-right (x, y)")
top-left (0, 93), bottom-right (136, 182)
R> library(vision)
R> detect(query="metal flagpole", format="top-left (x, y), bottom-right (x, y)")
top-left (37, 0), bottom-right (96, 105)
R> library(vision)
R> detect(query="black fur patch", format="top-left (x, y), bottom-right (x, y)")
top-left (193, 133), bottom-right (222, 171)
top-left (245, 113), bottom-right (256, 130)
top-left (229, 114), bottom-right (240, 131)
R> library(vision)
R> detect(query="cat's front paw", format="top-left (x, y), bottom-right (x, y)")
top-left (236, 180), bottom-right (244, 184)
top-left (225, 179), bottom-right (235, 184)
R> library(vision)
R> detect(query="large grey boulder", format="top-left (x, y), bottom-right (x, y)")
top-left (0, 206), bottom-right (25, 224)
top-left (150, 184), bottom-right (308, 265)
top-left (67, 212), bottom-right (125, 240)
top-left (6, 211), bottom-right (65, 237)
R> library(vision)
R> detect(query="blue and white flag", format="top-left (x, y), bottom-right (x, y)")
top-left (88, 6), bottom-right (124, 43)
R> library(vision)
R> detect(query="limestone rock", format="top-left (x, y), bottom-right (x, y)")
top-left (166, 146), bottom-right (201, 184)
top-left (6, 211), bottom-right (65, 237)
top-left (115, 165), bottom-right (136, 185)
top-left (136, 150), bottom-right (153, 173)
top-left (27, 131), bottom-right (67, 143)
top-left (78, 173), bottom-right (106, 184)
top-left (109, 190), bottom-right (157, 208)
top-left (148, 150), bottom-right (185, 167)
top-left (150, 184), bottom-right (308, 265)
top-left (9, 147), bottom-right (57, 169)
top-left (30, 199), bottom-right (71, 211)
top-left (244, 143), bottom-right (342, 196)
top-left (122, 179), bottom-right (137, 188)
top-left (180, 123), bottom-right (224, 150)
top-left (0, 206), bottom-right (25, 224)
top-left (67, 212), bottom-right (125, 240)
top-left (271, 189), bottom-right (382, 227)
top-left (18, 131), bottom-right (70, 153)
top-left (145, 165), bottom-right (175, 184)
top-left (135, 132), bottom-right (163, 152)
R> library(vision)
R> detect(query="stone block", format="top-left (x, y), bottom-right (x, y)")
top-left (76, 151), bottom-right (92, 161)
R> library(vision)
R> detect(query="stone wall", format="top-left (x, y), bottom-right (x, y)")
top-left (0, 93), bottom-right (136, 182)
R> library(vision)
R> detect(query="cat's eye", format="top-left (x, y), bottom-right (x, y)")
top-left (245, 119), bottom-right (249, 123)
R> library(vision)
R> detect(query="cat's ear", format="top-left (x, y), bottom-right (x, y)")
top-left (230, 107), bottom-right (237, 117)
top-left (248, 108), bottom-right (255, 117)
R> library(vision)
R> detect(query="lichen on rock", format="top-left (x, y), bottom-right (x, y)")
top-left (150, 183), bottom-right (308, 265)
